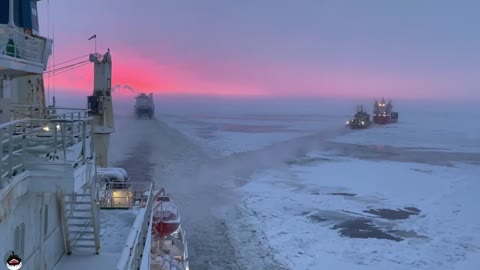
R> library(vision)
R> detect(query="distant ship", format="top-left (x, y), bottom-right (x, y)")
top-left (373, 98), bottom-right (398, 124)
top-left (135, 93), bottom-right (155, 118)
top-left (346, 105), bottom-right (371, 129)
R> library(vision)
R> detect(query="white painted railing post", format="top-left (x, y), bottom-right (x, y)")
top-left (68, 122), bottom-right (74, 147)
top-left (82, 121), bottom-right (86, 164)
top-left (0, 128), bottom-right (3, 187)
top-left (21, 124), bottom-right (26, 172)
top-left (89, 176), bottom-right (101, 254)
top-left (53, 121), bottom-right (58, 155)
top-left (61, 122), bottom-right (66, 163)
top-left (8, 125), bottom-right (13, 178)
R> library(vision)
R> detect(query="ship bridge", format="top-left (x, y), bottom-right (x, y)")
top-left (0, 0), bottom-right (52, 76)
top-left (0, 24), bottom-right (51, 75)
top-left (0, 0), bottom-right (52, 77)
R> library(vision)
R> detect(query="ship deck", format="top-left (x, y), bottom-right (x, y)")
top-left (53, 208), bottom-right (140, 270)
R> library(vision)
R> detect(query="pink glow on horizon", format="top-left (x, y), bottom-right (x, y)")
top-left (45, 46), bottom-right (476, 101)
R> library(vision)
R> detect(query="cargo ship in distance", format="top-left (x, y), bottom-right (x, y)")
top-left (373, 98), bottom-right (399, 124)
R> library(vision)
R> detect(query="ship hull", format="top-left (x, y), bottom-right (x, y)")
top-left (373, 114), bottom-right (398, 124)
top-left (373, 115), bottom-right (390, 124)
top-left (349, 122), bottom-right (371, 129)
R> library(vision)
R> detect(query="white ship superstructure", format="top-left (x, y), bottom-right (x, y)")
top-left (0, 1), bottom-right (188, 270)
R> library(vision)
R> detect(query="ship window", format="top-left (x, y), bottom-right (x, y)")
top-left (14, 223), bottom-right (25, 256)
top-left (44, 205), bottom-right (48, 238)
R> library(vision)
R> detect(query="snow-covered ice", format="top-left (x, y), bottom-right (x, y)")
top-left (163, 110), bottom-right (480, 269)
top-left (162, 113), bottom-right (345, 157)
top-left (54, 102), bottom-right (479, 270)
top-left (235, 158), bottom-right (480, 269)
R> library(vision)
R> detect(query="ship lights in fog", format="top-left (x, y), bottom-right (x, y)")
top-left (42, 124), bottom-right (61, 132)
top-left (110, 190), bottom-right (133, 207)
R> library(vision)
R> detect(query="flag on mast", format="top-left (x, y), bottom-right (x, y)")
top-left (88, 34), bottom-right (96, 40)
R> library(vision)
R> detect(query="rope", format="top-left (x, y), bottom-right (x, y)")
top-left (44, 59), bottom-right (90, 75)
top-left (51, 54), bottom-right (90, 68)
top-left (44, 61), bottom-right (90, 78)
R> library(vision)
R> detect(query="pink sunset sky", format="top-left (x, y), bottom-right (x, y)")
top-left (37, 1), bottom-right (480, 102)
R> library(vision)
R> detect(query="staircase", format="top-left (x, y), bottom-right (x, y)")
top-left (59, 186), bottom-right (100, 255)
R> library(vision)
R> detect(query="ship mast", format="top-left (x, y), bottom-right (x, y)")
top-left (87, 50), bottom-right (115, 168)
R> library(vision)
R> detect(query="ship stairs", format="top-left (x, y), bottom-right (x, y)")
top-left (59, 182), bottom-right (100, 255)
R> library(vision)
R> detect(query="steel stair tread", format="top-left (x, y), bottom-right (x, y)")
top-left (73, 237), bottom-right (96, 241)
top-left (71, 244), bottom-right (96, 248)
top-left (68, 230), bottom-right (94, 234)
top-left (64, 201), bottom-right (91, 204)
top-left (65, 209), bottom-right (92, 212)
top-left (66, 216), bottom-right (92, 219)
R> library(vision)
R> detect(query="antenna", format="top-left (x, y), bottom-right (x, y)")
top-left (47, 0), bottom-right (50, 106)
top-left (47, 0), bottom-right (50, 38)
top-left (88, 34), bottom-right (97, 54)
top-left (52, 24), bottom-right (56, 106)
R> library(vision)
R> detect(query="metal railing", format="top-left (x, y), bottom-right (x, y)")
top-left (115, 182), bottom-right (155, 270)
top-left (0, 24), bottom-right (48, 66)
top-left (97, 180), bottom-right (153, 209)
top-left (10, 104), bottom-right (89, 121)
top-left (0, 115), bottom-right (92, 188)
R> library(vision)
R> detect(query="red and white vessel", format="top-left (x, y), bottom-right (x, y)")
top-left (373, 98), bottom-right (399, 124)
top-left (150, 189), bottom-right (189, 270)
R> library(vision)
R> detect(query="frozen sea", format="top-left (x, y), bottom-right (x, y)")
top-left (109, 102), bottom-right (480, 270)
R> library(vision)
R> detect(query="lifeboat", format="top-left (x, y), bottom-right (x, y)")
top-left (152, 189), bottom-right (181, 238)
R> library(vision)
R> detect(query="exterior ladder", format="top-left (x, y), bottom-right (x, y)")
top-left (59, 187), bottom-right (100, 255)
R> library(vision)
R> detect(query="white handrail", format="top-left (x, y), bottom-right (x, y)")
top-left (116, 183), bottom-right (154, 270)
top-left (10, 105), bottom-right (90, 121)
top-left (0, 119), bottom-right (27, 129)
top-left (0, 117), bottom-right (93, 188)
